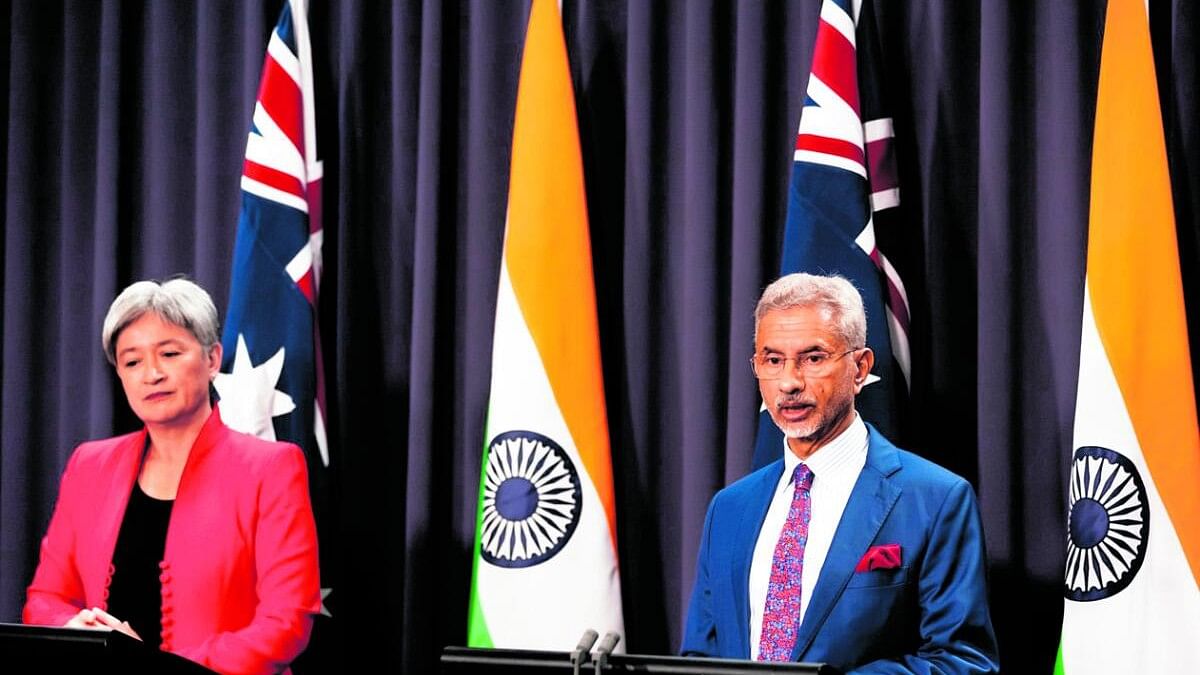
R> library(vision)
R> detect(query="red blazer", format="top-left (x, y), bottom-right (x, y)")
top-left (24, 407), bottom-right (321, 675)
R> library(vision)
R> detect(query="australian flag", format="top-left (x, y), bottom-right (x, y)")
top-left (213, 0), bottom-right (334, 666)
top-left (752, 0), bottom-right (911, 470)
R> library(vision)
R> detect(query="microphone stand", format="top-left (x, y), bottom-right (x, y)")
top-left (593, 631), bottom-right (621, 675)
top-left (570, 629), bottom-right (599, 675)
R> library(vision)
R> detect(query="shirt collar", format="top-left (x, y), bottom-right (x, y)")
top-left (780, 412), bottom-right (868, 484)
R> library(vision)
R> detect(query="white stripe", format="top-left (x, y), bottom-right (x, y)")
top-left (799, 76), bottom-right (864, 148)
top-left (864, 118), bottom-right (894, 143)
top-left (795, 150), bottom-right (867, 178)
top-left (308, 229), bottom-right (324, 291)
top-left (1061, 285), bottom-right (1200, 671)
top-left (285, 243), bottom-right (312, 283)
top-left (870, 187), bottom-right (900, 212)
top-left (854, 217), bottom-right (875, 253)
top-left (287, 0), bottom-right (323, 183)
top-left (241, 176), bottom-right (309, 213)
top-left (314, 402), bottom-right (328, 467)
top-left (885, 306), bottom-right (910, 386)
top-left (820, 0), bottom-right (856, 45)
top-left (266, 32), bottom-right (301, 86)
top-left (855, 218), bottom-right (911, 385)
top-left (247, 103), bottom-right (305, 178)
top-left (877, 250), bottom-right (911, 318)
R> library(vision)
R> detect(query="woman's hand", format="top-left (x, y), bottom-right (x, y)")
top-left (64, 607), bottom-right (142, 641)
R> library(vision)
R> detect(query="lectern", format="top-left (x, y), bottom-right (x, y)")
top-left (0, 623), bottom-right (215, 674)
top-left (441, 646), bottom-right (842, 674)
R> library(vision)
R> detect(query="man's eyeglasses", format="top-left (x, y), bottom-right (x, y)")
top-left (750, 349), bottom-right (859, 379)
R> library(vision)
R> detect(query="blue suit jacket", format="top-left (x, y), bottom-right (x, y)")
top-left (681, 425), bottom-right (999, 673)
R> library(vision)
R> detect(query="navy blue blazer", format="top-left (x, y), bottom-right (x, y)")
top-left (681, 425), bottom-right (999, 673)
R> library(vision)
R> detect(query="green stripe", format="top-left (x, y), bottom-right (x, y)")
top-left (1054, 639), bottom-right (1065, 675)
top-left (467, 411), bottom-right (494, 648)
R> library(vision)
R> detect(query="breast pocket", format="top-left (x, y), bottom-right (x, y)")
top-left (845, 565), bottom-right (910, 589)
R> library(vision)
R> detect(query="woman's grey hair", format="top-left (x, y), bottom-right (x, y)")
top-left (101, 278), bottom-right (220, 365)
top-left (753, 273), bottom-right (867, 349)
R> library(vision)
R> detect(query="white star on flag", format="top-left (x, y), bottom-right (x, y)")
top-left (214, 334), bottom-right (295, 441)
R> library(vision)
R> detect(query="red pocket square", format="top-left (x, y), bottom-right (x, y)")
top-left (855, 543), bottom-right (902, 572)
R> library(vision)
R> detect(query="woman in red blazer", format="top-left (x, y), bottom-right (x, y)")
top-left (23, 278), bottom-right (320, 675)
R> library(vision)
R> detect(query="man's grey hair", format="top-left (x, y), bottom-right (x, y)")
top-left (101, 277), bottom-right (220, 366)
top-left (753, 273), bottom-right (867, 349)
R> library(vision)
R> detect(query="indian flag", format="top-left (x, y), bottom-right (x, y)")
top-left (1057, 0), bottom-right (1200, 671)
top-left (466, 0), bottom-right (624, 650)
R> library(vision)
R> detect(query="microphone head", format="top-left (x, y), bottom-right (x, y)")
top-left (574, 628), bottom-right (599, 652)
top-left (596, 631), bottom-right (621, 655)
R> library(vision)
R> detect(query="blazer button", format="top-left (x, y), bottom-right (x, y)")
top-left (162, 615), bottom-right (175, 627)
top-left (158, 572), bottom-right (171, 583)
top-left (162, 587), bottom-right (173, 598)
top-left (158, 560), bottom-right (170, 570)
top-left (101, 588), bottom-right (109, 601)
top-left (108, 564), bottom-right (116, 575)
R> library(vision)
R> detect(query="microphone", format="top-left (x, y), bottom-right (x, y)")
top-left (570, 629), bottom-right (599, 675)
top-left (592, 631), bottom-right (621, 674)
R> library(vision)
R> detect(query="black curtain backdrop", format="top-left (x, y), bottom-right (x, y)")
top-left (1, 1), bottom-right (1198, 673)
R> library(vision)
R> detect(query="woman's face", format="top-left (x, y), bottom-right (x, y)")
top-left (113, 312), bottom-right (222, 431)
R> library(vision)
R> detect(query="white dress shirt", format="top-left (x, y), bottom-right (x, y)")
top-left (747, 414), bottom-right (869, 660)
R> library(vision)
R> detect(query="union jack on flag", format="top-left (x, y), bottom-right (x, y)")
top-left (213, 0), bottom-right (332, 625)
top-left (752, 0), bottom-right (911, 469)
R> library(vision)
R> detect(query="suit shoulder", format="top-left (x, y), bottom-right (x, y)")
top-left (889, 447), bottom-right (977, 508)
top-left (217, 427), bottom-right (306, 469)
top-left (70, 431), bottom-right (143, 467)
top-left (711, 460), bottom-right (781, 507)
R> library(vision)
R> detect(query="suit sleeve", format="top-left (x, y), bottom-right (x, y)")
top-left (680, 498), bottom-right (719, 657)
top-left (849, 479), bottom-right (999, 674)
top-left (175, 445), bottom-right (321, 675)
top-left (23, 449), bottom-right (88, 626)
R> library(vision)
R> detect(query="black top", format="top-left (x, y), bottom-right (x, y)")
top-left (106, 481), bottom-right (174, 650)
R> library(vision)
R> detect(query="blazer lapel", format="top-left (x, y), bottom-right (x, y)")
top-left (730, 459), bottom-right (784, 658)
top-left (792, 427), bottom-right (902, 660)
top-left (93, 431), bottom-right (146, 590)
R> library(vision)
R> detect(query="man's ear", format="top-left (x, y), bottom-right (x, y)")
top-left (853, 348), bottom-right (875, 392)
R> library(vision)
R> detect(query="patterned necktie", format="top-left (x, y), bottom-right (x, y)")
top-left (758, 463), bottom-right (815, 662)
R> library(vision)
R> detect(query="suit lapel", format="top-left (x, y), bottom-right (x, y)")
top-left (792, 427), bottom-right (902, 660)
top-left (731, 459), bottom-right (784, 658)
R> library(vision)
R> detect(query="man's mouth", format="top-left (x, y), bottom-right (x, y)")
top-left (777, 400), bottom-right (815, 421)
top-left (144, 391), bottom-right (172, 402)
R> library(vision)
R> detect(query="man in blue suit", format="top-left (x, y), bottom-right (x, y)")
top-left (682, 273), bottom-right (998, 672)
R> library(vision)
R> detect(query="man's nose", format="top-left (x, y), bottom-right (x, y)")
top-left (777, 362), bottom-right (806, 391)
